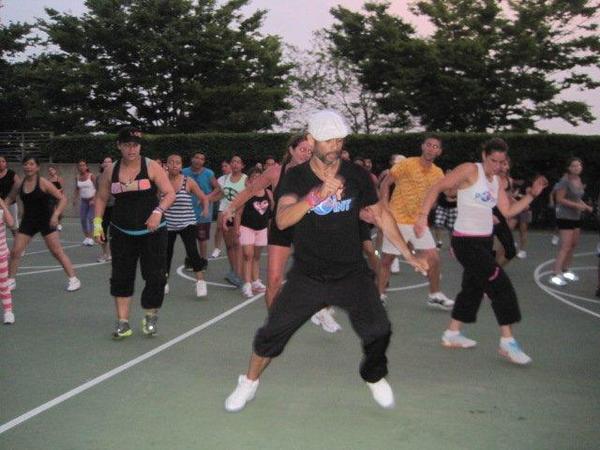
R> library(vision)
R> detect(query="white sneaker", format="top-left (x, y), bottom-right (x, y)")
top-left (442, 331), bottom-right (477, 348)
top-left (562, 271), bottom-right (579, 282)
top-left (242, 282), bottom-right (254, 298)
top-left (551, 235), bottom-right (559, 246)
top-left (196, 280), bottom-right (207, 297)
top-left (390, 257), bottom-right (400, 274)
top-left (427, 292), bottom-right (454, 311)
top-left (317, 308), bottom-right (342, 333)
top-left (516, 250), bottom-right (527, 259)
top-left (66, 277), bottom-right (81, 292)
top-left (225, 375), bottom-right (259, 412)
top-left (499, 339), bottom-right (532, 365)
top-left (4, 311), bottom-right (15, 324)
top-left (57, 224), bottom-right (63, 231)
top-left (164, 283), bottom-right (170, 295)
top-left (380, 293), bottom-right (388, 306)
top-left (7, 278), bottom-right (16, 291)
top-left (366, 378), bottom-right (395, 409)
top-left (549, 274), bottom-right (567, 286)
top-left (251, 279), bottom-right (266, 293)
top-left (210, 248), bottom-right (221, 258)
top-left (97, 255), bottom-right (107, 263)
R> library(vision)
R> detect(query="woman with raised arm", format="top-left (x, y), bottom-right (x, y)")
top-left (415, 138), bottom-right (547, 365)
top-left (6, 155), bottom-right (81, 292)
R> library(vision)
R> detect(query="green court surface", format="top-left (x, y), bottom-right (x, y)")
top-left (1, 220), bottom-right (599, 450)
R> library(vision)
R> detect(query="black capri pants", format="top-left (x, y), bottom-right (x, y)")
top-left (253, 267), bottom-right (392, 383)
top-left (492, 207), bottom-right (516, 261)
top-left (110, 226), bottom-right (168, 309)
top-left (450, 235), bottom-right (521, 326)
top-left (167, 225), bottom-right (208, 276)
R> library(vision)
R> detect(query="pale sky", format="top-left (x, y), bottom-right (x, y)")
top-left (2, 0), bottom-right (598, 134)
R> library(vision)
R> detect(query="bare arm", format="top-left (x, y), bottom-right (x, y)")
top-left (188, 178), bottom-right (210, 217)
top-left (414, 163), bottom-right (476, 237)
top-left (555, 187), bottom-right (591, 212)
top-left (144, 160), bottom-right (175, 231)
top-left (40, 177), bottom-right (67, 225)
top-left (207, 176), bottom-right (222, 202)
top-left (365, 202), bottom-right (428, 274)
top-left (0, 198), bottom-right (15, 229)
top-left (378, 174), bottom-right (394, 208)
top-left (93, 169), bottom-right (112, 243)
top-left (496, 176), bottom-right (549, 218)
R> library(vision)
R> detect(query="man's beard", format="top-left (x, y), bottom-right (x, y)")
top-left (316, 150), bottom-right (340, 165)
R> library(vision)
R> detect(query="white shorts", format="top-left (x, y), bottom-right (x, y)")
top-left (382, 224), bottom-right (436, 255)
top-left (8, 202), bottom-right (19, 228)
top-left (239, 225), bottom-right (268, 247)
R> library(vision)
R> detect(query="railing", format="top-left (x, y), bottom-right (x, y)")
top-left (0, 132), bottom-right (54, 162)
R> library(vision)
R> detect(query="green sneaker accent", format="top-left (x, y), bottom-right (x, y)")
top-left (112, 321), bottom-right (132, 340)
top-left (142, 315), bottom-right (158, 336)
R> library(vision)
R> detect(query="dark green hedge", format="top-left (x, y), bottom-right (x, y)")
top-left (44, 132), bottom-right (600, 228)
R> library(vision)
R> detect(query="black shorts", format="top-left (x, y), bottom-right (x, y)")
top-left (556, 219), bottom-right (581, 230)
top-left (19, 218), bottom-right (56, 237)
top-left (195, 222), bottom-right (211, 241)
top-left (268, 220), bottom-right (293, 247)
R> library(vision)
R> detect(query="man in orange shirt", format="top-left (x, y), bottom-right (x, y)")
top-left (379, 136), bottom-right (454, 309)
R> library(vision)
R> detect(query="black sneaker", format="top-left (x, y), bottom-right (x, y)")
top-left (112, 321), bottom-right (132, 340)
top-left (142, 315), bottom-right (158, 336)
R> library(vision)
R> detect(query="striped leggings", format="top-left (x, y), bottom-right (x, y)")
top-left (0, 251), bottom-right (12, 313)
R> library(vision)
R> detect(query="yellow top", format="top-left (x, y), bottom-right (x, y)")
top-left (389, 157), bottom-right (444, 224)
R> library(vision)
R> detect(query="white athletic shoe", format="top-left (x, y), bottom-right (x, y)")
top-left (97, 255), bottom-right (108, 263)
top-left (164, 283), bottom-right (170, 295)
top-left (516, 250), bottom-right (527, 259)
top-left (225, 375), bottom-right (259, 412)
top-left (3, 311), bottom-right (15, 324)
top-left (251, 279), bottom-right (266, 293)
top-left (499, 339), bottom-right (532, 365)
top-left (442, 331), bottom-right (477, 348)
top-left (210, 248), bottom-right (221, 259)
top-left (380, 293), bottom-right (388, 306)
top-left (82, 238), bottom-right (94, 246)
top-left (7, 278), bottom-right (16, 291)
top-left (562, 271), bottom-right (579, 282)
top-left (551, 235), bottom-right (559, 246)
top-left (66, 277), bottom-right (81, 292)
top-left (390, 257), bottom-right (400, 274)
top-left (549, 274), bottom-right (567, 286)
top-left (366, 378), bottom-right (395, 409)
top-left (242, 283), bottom-right (254, 299)
top-left (196, 280), bottom-right (207, 298)
top-left (57, 224), bottom-right (63, 231)
top-left (317, 308), bottom-right (342, 333)
top-left (427, 292), bottom-right (454, 311)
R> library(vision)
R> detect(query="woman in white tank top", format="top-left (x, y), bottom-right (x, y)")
top-left (416, 138), bottom-right (547, 366)
top-left (74, 159), bottom-right (97, 245)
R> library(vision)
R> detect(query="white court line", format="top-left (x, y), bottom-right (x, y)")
top-left (16, 261), bottom-right (107, 276)
top-left (537, 268), bottom-right (600, 304)
top-left (534, 253), bottom-right (600, 320)
top-left (176, 265), bottom-right (237, 289)
top-left (0, 291), bottom-right (265, 435)
top-left (23, 244), bottom-right (81, 256)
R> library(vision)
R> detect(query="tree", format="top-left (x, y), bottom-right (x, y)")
top-left (0, 22), bottom-right (36, 130)
top-left (32, 0), bottom-right (292, 133)
top-left (329, 0), bottom-right (600, 132)
top-left (280, 31), bottom-right (406, 133)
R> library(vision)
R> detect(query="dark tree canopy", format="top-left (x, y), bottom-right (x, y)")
top-left (329, 0), bottom-right (600, 132)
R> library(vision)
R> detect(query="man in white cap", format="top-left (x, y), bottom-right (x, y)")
top-left (224, 110), bottom-right (428, 412)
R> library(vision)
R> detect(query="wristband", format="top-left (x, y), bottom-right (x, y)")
top-left (93, 216), bottom-right (103, 238)
top-left (305, 189), bottom-right (323, 208)
top-left (152, 208), bottom-right (163, 215)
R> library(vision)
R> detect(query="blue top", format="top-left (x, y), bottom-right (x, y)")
top-left (182, 166), bottom-right (215, 223)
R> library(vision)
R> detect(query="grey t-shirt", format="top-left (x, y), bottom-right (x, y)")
top-left (555, 178), bottom-right (584, 220)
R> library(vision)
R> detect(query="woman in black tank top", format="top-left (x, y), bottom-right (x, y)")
top-left (93, 127), bottom-right (175, 339)
top-left (6, 155), bottom-right (81, 292)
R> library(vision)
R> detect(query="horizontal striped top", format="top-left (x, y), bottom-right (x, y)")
top-left (164, 177), bottom-right (197, 231)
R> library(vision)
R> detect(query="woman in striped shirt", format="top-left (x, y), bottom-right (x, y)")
top-left (164, 154), bottom-right (210, 297)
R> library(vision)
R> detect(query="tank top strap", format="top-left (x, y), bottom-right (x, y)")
top-left (139, 157), bottom-right (150, 179)
top-left (112, 160), bottom-right (122, 183)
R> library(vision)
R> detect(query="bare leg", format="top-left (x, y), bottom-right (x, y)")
top-left (247, 352), bottom-right (271, 380)
top-left (421, 248), bottom-right (441, 294)
top-left (265, 245), bottom-right (291, 309)
top-left (115, 297), bottom-right (131, 321)
top-left (563, 228), bottom-right (580, 271)
top-left (253, 246), bottom-right (263, 282)
top-left (242, 244), bottom-right (253, 283)
top-left (44, 232), bottom-right (76, 278)
top-left (9, 233), bottom-right (32, 278)
top-left (553, 229), bottom-right (573, 274)
top-left (378, 253), bottom-right (394, 296)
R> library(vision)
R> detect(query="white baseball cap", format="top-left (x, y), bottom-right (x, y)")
top-left (307, 110), bottom-right (350, 142)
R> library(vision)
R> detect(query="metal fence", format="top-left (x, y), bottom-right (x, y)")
top-left (0, 132), bottom-right (54, 162)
